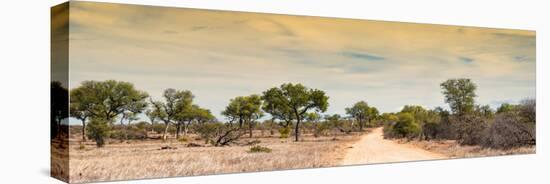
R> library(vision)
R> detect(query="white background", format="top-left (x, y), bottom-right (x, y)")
top-left (0, 0), bottom-right (547, 183)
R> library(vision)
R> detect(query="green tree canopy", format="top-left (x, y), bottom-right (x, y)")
top-left (222, 95), bottom-right (263, 137)
top-left (70, 80), bottom-right (149, 123)
top-left (192, 106), bottom-right (216, 124)
top-left (262, 83), bottom-right (329, 141)
top-left (440, 79), bottom-right (477, 116)
top-left (151, 88), bottom-right (194, 140)
top-left (346, 101), bottom-right (378, 131)
top-left (70, 80), bottom-right (148, 146)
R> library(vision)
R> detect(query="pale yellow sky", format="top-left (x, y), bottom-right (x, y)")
top-left (63, 1), bottom-right (535, 121)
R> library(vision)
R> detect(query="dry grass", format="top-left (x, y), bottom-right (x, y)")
top-left (67, 133), bottom-right (360, 183)
top-left (395, 139), bottom-right (535, 158)
top-left (51, 138), bottom-right (70, 182)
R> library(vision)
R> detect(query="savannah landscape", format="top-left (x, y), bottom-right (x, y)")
top-left (51, 2), bottom-right (536, 183)
top-left (51, 79), bottom-right (536, 183)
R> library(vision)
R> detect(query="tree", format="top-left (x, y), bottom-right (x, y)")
top-left (326, 114), bottom-right (350, 134)
top-left (69, 83), bottom-right (94, 141)
top-left (145, 109), bottom-right (159, 133)
top-left (222, 95), bottom-right (263, 138)
top-left (193, 107), bottom-right (215, 124)
top-left (440, 79), bottom-right (477, 116)
top-left (51, 81), bottom-right (68, 139)
top-left (70, 80), bottom-right (148, 147)
top-left (497, 103), bottom-right (519, 114)
top-left (151, 88), bottom-right (193, 141)
top-left (176, 105), bottom-right (214, 137)
top-left (400, 105), bottom-right (428, 119)
top-left (69, 105), bottom-right (90, 141)
top-left (262, 83), bottom-right (329, 141)
top-left (346, 101), bottom-right (378, 131)
top-left (174, 104), bottom-right (195, 138)
top-left (475, 104), bottom-right (494, 119)
top-left (261, 90), bottom-right (295, 129)
top-left (70, 80), bottom-right (149, 122)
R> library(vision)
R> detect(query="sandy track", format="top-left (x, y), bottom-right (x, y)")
top-left (340, 127), bottom-right (447, 165)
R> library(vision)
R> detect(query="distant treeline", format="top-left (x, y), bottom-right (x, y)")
top-left (51, 78), bottom-right (535, 149)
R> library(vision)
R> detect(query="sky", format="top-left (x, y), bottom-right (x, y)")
top-left (64, 1), bottom-right (535, 123)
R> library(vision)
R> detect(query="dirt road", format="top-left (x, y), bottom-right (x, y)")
top-left (340, 127), bottom-right (447, 165)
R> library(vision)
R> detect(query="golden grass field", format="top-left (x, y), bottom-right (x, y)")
top-left (52, 128), bottom-right (535, 183)
top-left (64, 131), bottom-right (362, 183)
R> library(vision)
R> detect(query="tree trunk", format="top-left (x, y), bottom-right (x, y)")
top-left (162, 123), bottom-right (169, 141)
top-left (248, 121), bottom-right (253, 138)
top-left (183, 121), bottom-right (190, 136)
top-left (175, 123), bottom-right (181, 139)
top-left (294, 119), bottom-right (301, 142)
top-left (120, 116), bottom-right (125, 125)
top-left (359, 119), bottom-right (363, 131)
top-left (81, 119), bottom-right (87, 142)
top-left (56, 117), bottom-right (62, 138)
top-left (270, 119), bottom-right (275, 135)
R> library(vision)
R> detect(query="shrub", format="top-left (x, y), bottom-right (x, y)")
top-left (434, 116), bottom-right (456, 140)
top-left (484, 112), bottom-right (536, 149)
top-left (178, 136), bottom-right (189, 142)
top-left (391, 113), bottom-right (421, 138)
top-left (195, 122), bottom-right (243, 146)
top-left (422, 121), bottom-right (440, 140)
top-left (152, 123), bottom-right (166, 134)
top-left (381, 113), bottom-right (399, 138)
top-left (134, 121), bottom-right (150, 131)
top-left (78, 143), bottom-right (86, 150)
top-left (246, 140), bottom-right (261, 145)
top-left (248, 145), bottom-right (272, 153)
top-left (382, 122), bottom-right (396, 138)
top-left (279, 127), bottom-right (290, 138)
top-left (519, 99), bottom-right (536, 123)
top-left (452, 114), bottom-right (488, 145)
top-left (109, 130), bottom-right (126, 140)
top-left (213, 124), bottom-right (243, 146)
top-left (313, 122), bottom-right (331, 137)
top-left (87, 119), bottom-right (111, 147)
top-left (110, 125), bottom-right (147, 140)
top-left (194, 122), bottom-right (222, 144)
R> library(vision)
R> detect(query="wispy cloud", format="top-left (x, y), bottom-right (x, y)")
top-left (340, 51), bottom-right (385, 61)
top-left (458, 56), bottom-right (474, 64)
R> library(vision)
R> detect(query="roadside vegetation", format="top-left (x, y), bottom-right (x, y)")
top-left (382, 79), bottom-right (536, 150)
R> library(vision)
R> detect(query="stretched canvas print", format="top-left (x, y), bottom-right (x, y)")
top-left (51, 1), bottom-right (536, 183)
